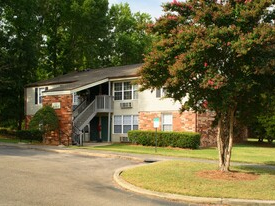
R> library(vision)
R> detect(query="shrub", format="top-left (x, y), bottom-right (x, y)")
top-left (0, 129), bottom-right (9, 135)
top-left (128, 130), bottom-right (201, 149)
top-left (0, 128), bottom-right (16, 136)
top-left (29, 105), bottom-right (59, 135)
top-left (16, 130), bottom-right (43, 142)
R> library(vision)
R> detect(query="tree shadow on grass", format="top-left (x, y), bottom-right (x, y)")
top-left (235, 164), bottom-right (275, 176)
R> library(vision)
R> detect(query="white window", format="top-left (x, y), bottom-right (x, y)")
top-left (38, 88), bottom-right (45, 104)
top-left (123, 115), bottom-right (132, 133)
top-left (162, 114), bottom-right (173, 131)
top-left (35, 87), bottom-right (47, 105)
top-left (114, 115), bottom-right (122, 133)
top-left (114, 115), bottom-right (139, 134)
top-left (113, 82), bottom-right (138, 100)
top-left (156, 88), bottom-right (167, 98)
top-left (73, 93), bottom-right (80, 105)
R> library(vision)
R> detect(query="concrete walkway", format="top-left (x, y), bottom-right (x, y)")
top-left (1, 142), bottom-right (275, 205)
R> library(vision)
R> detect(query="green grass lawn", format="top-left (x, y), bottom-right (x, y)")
top-left (87, 139), bottom-right (275, 165)
top-left (121, 160), bottom-right (275, 200)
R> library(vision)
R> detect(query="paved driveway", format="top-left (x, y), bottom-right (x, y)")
top-left (0, 146), bottom-right (190, 206)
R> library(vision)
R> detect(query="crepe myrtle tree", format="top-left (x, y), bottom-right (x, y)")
top-left (139, 0), bottom-right (275, 172)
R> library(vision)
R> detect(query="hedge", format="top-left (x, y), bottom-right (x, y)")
top-left (0, 129), bottom-right (16, 136)
top-left (16, 130), bottom-right (43, 142)
top-left (128, 130), bottom-right (201, 149)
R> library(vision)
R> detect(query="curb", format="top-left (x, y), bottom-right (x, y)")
top-left (113, 164), bottom-right (275, 206)
top-left (2, 143), bottom-right (275, 205)
top-left (0, 143), bottom-right (144, 162)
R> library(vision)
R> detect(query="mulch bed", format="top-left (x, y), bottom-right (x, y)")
top-left (197, 170), bottom-right (259, 181)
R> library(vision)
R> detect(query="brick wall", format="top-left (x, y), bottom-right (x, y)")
top-left (197, 112), bottom-right (217, 147)
top-left (25, 115), bottom-right (33, 130)
top-left (42, 94), bottom-right (73, 145)
top-left (139, 111), bottom-right (221, 147)
top-left (139, 111), bottom-right (197, 132)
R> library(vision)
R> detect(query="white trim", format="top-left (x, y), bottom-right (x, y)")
top-left (110, 77), bottom-right (138, 82)
top-left (38, 87), bottom-right (46, 105)
top-left (162, 113), bottom-right (173, 131)
top-left (71, 78), bottom-right (109, 93)
top-left (43, 91), bottom-right (71, 96)
top-left (113, 81), bottom-right (138, 101)
top-left (41, 79), bottom-right (109, 96)
top-left (113, 114), bottom-right (139, 134)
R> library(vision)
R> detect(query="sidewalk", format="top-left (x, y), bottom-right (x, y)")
top-left (1, 142), bottom-right (275, 205)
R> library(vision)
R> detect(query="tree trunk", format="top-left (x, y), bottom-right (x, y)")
top-left (225, 108), bottom-right (235, 171)
top-left (217, 108), bottom-right (235, 172)
top-left (217, 113), bottom-right (224, 170)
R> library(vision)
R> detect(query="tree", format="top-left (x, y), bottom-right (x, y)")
top-left (139, 0), bottom-right (275, 172)
top-left (38, 0), bottom-right (109, 77)
top-left (105, 3), bottom-right (153, 66)
top-left (0, 0), bottom-right (42, 129)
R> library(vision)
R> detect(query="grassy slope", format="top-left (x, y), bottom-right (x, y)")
top-left (122, 161), bottom-right (275, 200)
top-left (90, 140), bottom-right (275, 165)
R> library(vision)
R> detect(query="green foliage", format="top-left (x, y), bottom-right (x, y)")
top-left (16, 130), bottom-right (43, 142)
top-left (257, 94), bottom-right (275, 141)
top-left (139, 0), bottom-right (275, 171)
top-left (38, 0), bottom-right (109, 76)
top-left (128, 130), bottom-right (201, 149)
top-left (29, 106), bottom-right (59, 134)
top-left (106, 3), bottom-right (153, 66)
top-left (140, 0), bottom-right (275, 115)
top-left (0, 0), bottom-right (41, 129)
top-left (0, 1), bottom-right (152, 129)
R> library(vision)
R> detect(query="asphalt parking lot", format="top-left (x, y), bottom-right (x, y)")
top-left (0, 146), bottom-right (190, 206)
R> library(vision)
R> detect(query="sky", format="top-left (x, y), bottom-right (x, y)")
top-left (108, 0), bottom-right (170, 19)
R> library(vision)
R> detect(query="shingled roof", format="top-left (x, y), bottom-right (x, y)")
top-left (26, 64), bottom-right (142, 93)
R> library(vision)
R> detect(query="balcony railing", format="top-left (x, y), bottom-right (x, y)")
top-left (96, 95), bottom-right (113, 112)
top-left (73, 100), bottom-right (87, 118)
top-left (73, 95), bottom-right (113, 131)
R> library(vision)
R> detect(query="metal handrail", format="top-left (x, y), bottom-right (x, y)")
top-left (73, 100), bottom-right (87, 118)
top-left (73, 95), bottom-right (113, 132)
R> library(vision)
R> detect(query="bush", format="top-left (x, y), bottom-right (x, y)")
top-left (0, 129), bottom-right (9, 135)
top-left (16, 130), bottom-right (43, 142)
top-left (29, 105), bottom-right (59, 134)
top-left (0, 128), bottom-right (16, 136)
top-left (128, 130), bottom-right (201, 149)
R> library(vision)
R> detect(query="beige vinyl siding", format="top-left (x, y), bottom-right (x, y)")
top-left (25, 85), bottom-right (60, 115)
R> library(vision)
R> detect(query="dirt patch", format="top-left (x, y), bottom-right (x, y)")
top-left (197, 170), bottom-right (259, 181)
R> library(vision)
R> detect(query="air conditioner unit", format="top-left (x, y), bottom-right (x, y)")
top-left (120, 102), bottom-right (132, 109)
top-left (120, 136), bottom-right (130, 143)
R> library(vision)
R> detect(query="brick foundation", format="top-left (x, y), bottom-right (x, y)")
top-left (42, 94), bottom-right (73, 145)
top-left (25, 115), bottom-right (33, 130)
top-left (139, 111), bottom-right (218, 147)
top-left (138, 110), bottom-right (248, 147)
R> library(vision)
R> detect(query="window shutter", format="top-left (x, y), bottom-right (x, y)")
top-left (35, 88), bottom-right (38, 104)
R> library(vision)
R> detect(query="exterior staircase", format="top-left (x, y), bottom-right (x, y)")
top-left (72, 95), bottom-right (113, 145)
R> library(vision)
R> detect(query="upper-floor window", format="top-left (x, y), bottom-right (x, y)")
top-left (35, 87), bottom-right (48, 105)
top-left (113, 82), bottom-right (138, 100)
top-left (156, 88), bottom-right (167, 98)
top-left (73, 93), bottom-right (80, 105)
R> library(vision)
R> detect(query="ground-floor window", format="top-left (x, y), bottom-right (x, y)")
top-left (114, 115), bottom-right (138, 134)
top-left (162, 113), bottom-right (173, 131)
